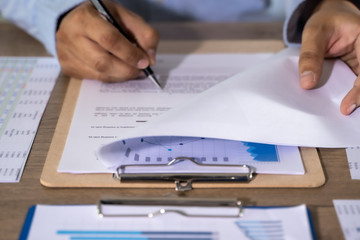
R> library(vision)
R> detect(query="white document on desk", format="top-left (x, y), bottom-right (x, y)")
top-left (60, 53), bottom-right (302, 174)
top-left (333, 199), bottom-right (360, 240)
top-left (118, 47), bottom-right (360, 148)
top-left (345, 147), bottom-right (360, 180)
top-left (0, 57), bottom-right (60, 182)
top-left (22, 204), bottom-right (314, 240)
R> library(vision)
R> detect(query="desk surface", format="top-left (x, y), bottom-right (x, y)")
top-left (0, 22), bottom-right (359, 240)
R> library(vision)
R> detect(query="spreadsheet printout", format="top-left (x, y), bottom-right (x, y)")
top-left (333, 200), bottom-right (360, 240)
top-left (345, 147), bottom-right (360, 180)
top-left (0, 57), bottom-right (60, 182)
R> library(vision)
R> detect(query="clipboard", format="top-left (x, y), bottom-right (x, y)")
top-left (40, 40), bottom-right (325, 190)
top-left (97, 197), bottom-right (244, 218)
top-left (19, 197), bottom-right (316, 240)
top-left (112, 157), bottom-right (255, 191)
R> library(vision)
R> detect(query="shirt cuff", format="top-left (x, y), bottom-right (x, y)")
top-left (283, 0), bottom-right (316, 47)
top-left (283, 0), bottom-right (360, 47)
top-left (37, 1), bottom-right (85, 56)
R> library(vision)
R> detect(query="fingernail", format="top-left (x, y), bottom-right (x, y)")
top-left (147, 49), bottom-right (156, 64)
top-left (347, 104), bottom-right (357, 114)
top-left (137, 58), bottom-right (149, 69)
top-left (300, 71), bottom-right (315, 88)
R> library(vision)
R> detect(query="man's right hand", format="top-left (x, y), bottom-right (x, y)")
top-left (56, 0), bottom-right (159, 82)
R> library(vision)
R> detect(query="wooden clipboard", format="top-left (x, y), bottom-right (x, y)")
top-left (41, 40), bottom-right (326, 189)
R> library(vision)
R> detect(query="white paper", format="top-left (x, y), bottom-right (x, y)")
top-left (119, 48), bottom-right (360, 148)
top-left (24, 204), bottom-right (314, 240)
top-left (333, 199), bottom-right (360, 240)
top-left (0, 57), bottom-right (60, 182)
top-left (345, 147), bottom-right (360, 180)
top-left (58, 53), bottom-right (275, 173)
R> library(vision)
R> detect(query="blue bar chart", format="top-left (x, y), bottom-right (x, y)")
top-left (119, 136), bottom-right (279, 165)
top-left (235, 220), bottom-right (284, 240)
top-left (57, 230), bottom-right (216, 240)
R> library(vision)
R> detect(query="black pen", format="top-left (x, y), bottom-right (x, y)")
top-left (89, 0), bottom-right (161, 88)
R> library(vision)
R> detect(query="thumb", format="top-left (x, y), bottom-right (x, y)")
top-left (298, 24), bottom-right (328, 89)
top-left (340, 75), bottom-right (360, 115)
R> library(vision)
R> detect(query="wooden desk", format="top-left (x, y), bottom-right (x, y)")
top-left (0, 22), bottom-right (359, 240)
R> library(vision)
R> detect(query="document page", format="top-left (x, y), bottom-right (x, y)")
top-left (22, 204), bottom-right (314, 240)
top-left (122, 48), bottom-right (360, 148)
top-left (0, 57), bottom-right (60, 182)
top-left (333, 200), bottom-right (360, 240)
top-left (345, 147), bottom-right (360, 180)
top-left (59, 53), bottom-right (298, 173)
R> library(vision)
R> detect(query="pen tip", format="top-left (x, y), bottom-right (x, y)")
top-left (148, 74), bottom-right (162, 89)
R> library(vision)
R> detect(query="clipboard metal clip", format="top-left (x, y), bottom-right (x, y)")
top-left (113, 157), bottom-right (255, 191)
top-left (97, 197), bottom-right (243, 218)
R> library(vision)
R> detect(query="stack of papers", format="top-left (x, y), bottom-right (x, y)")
top-left (59, 53), bottom-right (296, 174)
top-left (118, 48), bottom-right (359, 147)
top-left (57, 48), bottom-right (360, 176)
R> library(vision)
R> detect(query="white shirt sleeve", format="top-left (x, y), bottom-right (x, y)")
top-left (1, 0), bottom-right (305, 55)
top-left (0, 0), bottom-right (84, 56)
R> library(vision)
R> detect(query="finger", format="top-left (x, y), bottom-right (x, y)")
top-left (113, 6), bottom-right (159, 65)
top-left (341, 51), bottom-right (360, 75)
top-left (84, 5), bottom-right (150, 69)
top-left (57, 39), bottom-right (140, 82)
top-left (57, 42), bottom-right (101, 80)
top-left (67, 36), bottom-right (141, 81)
top-left (341, 39), bottom-right (360, 115)
top-left (340, 36), bottom-right (360, 76)
top-left (355, 36), bottom-right (360, 75)
top-left (299, 21), bottom-right (328, 89)
top-left (340, 75), bottom-right (360, 115)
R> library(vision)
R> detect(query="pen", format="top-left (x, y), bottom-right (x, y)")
top-left (89, 0), bottom-right (161, 88)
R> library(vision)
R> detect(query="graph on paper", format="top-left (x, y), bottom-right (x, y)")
top-left (235, 220), bottom-right (284, 240)
top-left (119, 136), bottom-right (279, 164)
top-left (0, 58), bottom-right (60, 182)
top-left (98, 136), bottom-right (305, 175)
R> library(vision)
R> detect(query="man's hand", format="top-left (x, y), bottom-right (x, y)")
top-left (56, 1), bottom-right (159, 82)
top-left (299, 0), bottom-right (360, 115)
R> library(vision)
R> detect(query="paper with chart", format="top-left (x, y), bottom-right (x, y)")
top-left (21, 204), bottom-right (314, 240)
top-left (59, 53), bottom-right (297, 174)
top-left (98, 136), bottom-right (304, 174)
top-left (333, 200), bottom-right (360, 240)
top-left (0, 57), bottom-right (60, 182)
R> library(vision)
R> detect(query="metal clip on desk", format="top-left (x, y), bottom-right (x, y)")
top-left (113, 157), bottom-right (255, 191)
top-left (97, 197), bottom-right (243, 218)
